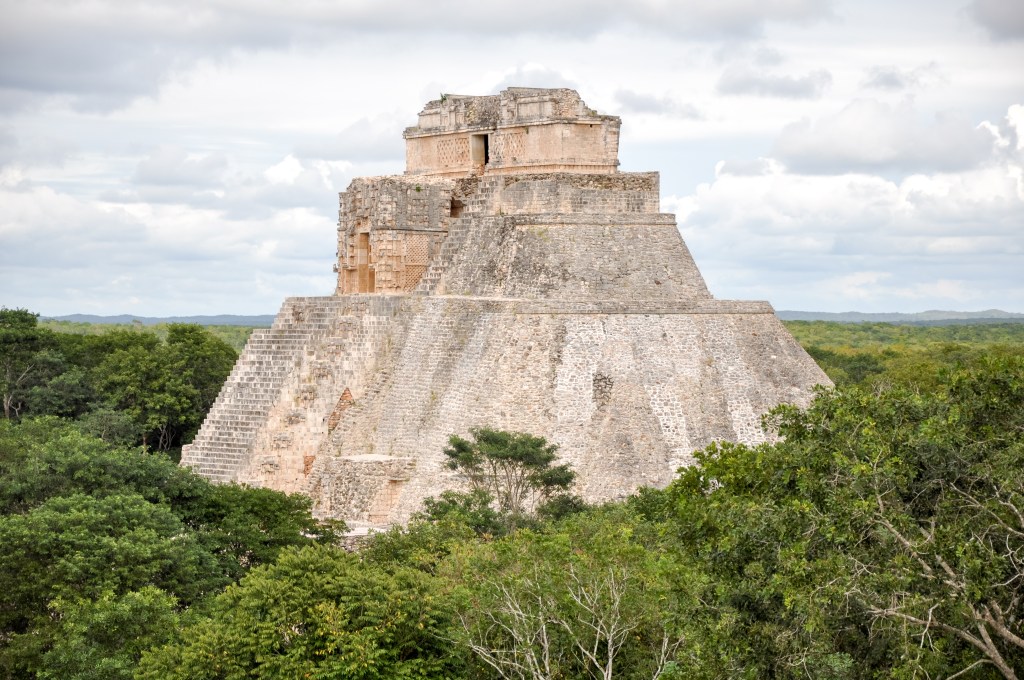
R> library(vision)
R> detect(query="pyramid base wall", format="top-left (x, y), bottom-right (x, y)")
top-left (184, 293), bottom-right (830, 528)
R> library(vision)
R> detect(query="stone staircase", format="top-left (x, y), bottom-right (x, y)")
top-left (181, 297), bottom-right (347, 482)
top-left (411, 215), bottom-right (473, 295)
top-left (412, 177), bottom-right (502, 296)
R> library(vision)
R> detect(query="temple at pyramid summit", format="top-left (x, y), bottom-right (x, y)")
top-left (181, 87), bottom-right (830, 529)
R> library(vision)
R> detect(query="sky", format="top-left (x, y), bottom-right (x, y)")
top-left (1, 0), bottom-right (1022, 316)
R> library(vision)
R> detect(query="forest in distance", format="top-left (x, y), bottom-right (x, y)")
top-left (1, 307), bottom-right (1022, 679)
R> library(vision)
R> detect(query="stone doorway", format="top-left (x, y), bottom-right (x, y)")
top-left (470, 133), bottom-right (489, 167)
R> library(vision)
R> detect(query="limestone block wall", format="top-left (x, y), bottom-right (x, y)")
top-left (335, 172), bottom-right (666, 298)
top-left (363, 230), bottom-right (447, 292)
top-left (485, 122), bottom-right (620, 175)
top-left (299, 295), bottom-right (830, 526)
top-left (412, 94), bottom-right (501, 131)
top-left (440, 172), bottom-right (658, 217)
top-left (311, 456), bottom-right (418, 525)
top-left (404, 173), bottom-right (672, 297)
top-left (339, 176), bottom-right (454, 229)
top-left (433, 214), bottom-right (712, 302)
top-left (495, 172), bottom-right (659, 215)
top-left (185, 287), bottom-right (829, 528)
top-left (404, 133), bottom-right (474, 177)
top-left (410, 88), bottom-right (597, 135)
top-left (182, 86), bottom-right (836, 533)
top-left (185, 89), bottom-right (833, 530)
top-left (499, 88), bottom-right (592, 122)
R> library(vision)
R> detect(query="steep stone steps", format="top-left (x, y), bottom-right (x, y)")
top-left (181, 297), bottom-right (350, 483)
top-left (412, 216), bottom-right (474, 295)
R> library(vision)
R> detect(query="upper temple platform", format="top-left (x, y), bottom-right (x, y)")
top-left (403, 88), bottom-right (621, 178)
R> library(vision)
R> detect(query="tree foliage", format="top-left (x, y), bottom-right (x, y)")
top-left (435, 427), bottom-right (583, 534)
top-left (137, 545), bottom-right (463, 679)
top-left (786, 319), bottom-right (1024, 389)
top-left (637, 356), bottom-right (1024, 679)
top-left (442, 508), bottom-right (693, 680)
top-left (40, 319), bottom-right (258, 352)
top-left (0, 308), bottom-right (57, 420)
top-left (38, 588), bottom-right (181, 680)
top-left (0, 418), bottom-right (337, 679)
top-left (0, 311), bottom-right (237, 450)
top-left (93, 323), bottom-right (236, 450)
top-left (0, 313), bottom-right (1020, 677)
top-left (784, 320), bottom-right (1024, 350)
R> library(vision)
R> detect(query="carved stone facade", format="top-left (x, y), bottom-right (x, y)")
top-left (405, 88), bottom-right (620, 177)
top-left (335, 177), bottom-right (452, 294)
top-left (181, 88), bottom-right (830, 531)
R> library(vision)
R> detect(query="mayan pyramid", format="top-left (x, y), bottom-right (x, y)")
top-left (181, 87), bottom-right (830, 530)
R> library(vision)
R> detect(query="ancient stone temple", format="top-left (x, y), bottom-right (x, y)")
top-left (181, 87), bottom-right (830, 530)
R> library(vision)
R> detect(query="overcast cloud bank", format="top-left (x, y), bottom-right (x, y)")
top-left (0, 0), bottom-right (1021, 315)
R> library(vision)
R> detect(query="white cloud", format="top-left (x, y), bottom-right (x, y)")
top-left (675, 136), bottom-right (1024, 310)
top-left (100, 150), bottom-right (351, 221)
top-left (714, 157), bottom-right (783, 176)
top-left (0, 0), bottom-right (831, 112)
top-left (1010, 105), bottom-right (1024, 149)
top-left (824, 271), bottom-right (892, 301)
top-left (819, 272), bottom-right (974, 304)
top-left (861, 62), bottom-right (944, 91)
top-left (489, 64), bottom-right (579, 93)
top-left (293, 118), bottom-right (403, 163)
top-left (0, 127), bottom-right (76, 168)
top-left (0, 182), bottom-right (335, 315)
top-left (991, 104), bottom-right (1024, 154)
top-left (133, 146), bottom-right (227, 187)
top-left (613, 89), bottom-right (703, 119)
top-left (772, 99), bottom-right (997, 174)
top-left (264, 155), bottom-right (305, 185)
top-left (969, 0), bottom-right (1024, 40)
top-left (1, 0), bottom-right (1022, 316)
top-left (717, 65), bottom-right (832, 99)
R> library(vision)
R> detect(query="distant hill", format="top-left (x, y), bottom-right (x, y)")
top-left (776, 310), bottom-right (1024, 325)
top-left (43, 314), bottom-right (276, 327)
top-left (41, 310), bottom-right (1024, 328)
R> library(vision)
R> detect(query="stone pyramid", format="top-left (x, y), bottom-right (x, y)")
top-left (181, 88), bottom-right (830, 529)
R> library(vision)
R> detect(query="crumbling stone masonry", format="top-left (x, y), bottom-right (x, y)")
top-left (181, 87), bottom-right (830, 531)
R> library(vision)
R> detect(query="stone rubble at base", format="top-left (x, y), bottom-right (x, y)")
top-left (181, 87), bottom-right (831, 531)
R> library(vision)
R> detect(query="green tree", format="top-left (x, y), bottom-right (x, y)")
top-left (93, 342), bottom-right (192, 450)
top-left (419, 488), bottom-right (505, 537)
top-left (441, 507), bottom-right (693, 680)
top-left (162, 324), bottom-right (237, 441)
top-left (27, 364), bottom-right (95, 418)
top-left (92, 324), bottom-right (235, 450)
top-left (136, 544), bottom-right (463, 679)
top-left (0, 308), bottom-right (57, 419)
top-left (0, 418), bottom-right (339, 678)
top-left (0, 493), bottom-right (218, 676)
top-left (435, 427), bottom-right (583, 534)
top-left (177, 482), bottom-right (343, 582)
top-left (0, 417), bottom-right (174, 514)
top-left (75, 407), bottom-right (143, 447)
top-left (38, 588), bottom-right (181, 680)
top-left (0, 418), bottom-right (337, 570)
top-left (643, 356), bottom-right (1024, 679)
top-left (840, 357), bottom-right (1024, 679)
top-left (361, 514), bottom-right (480, 575)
